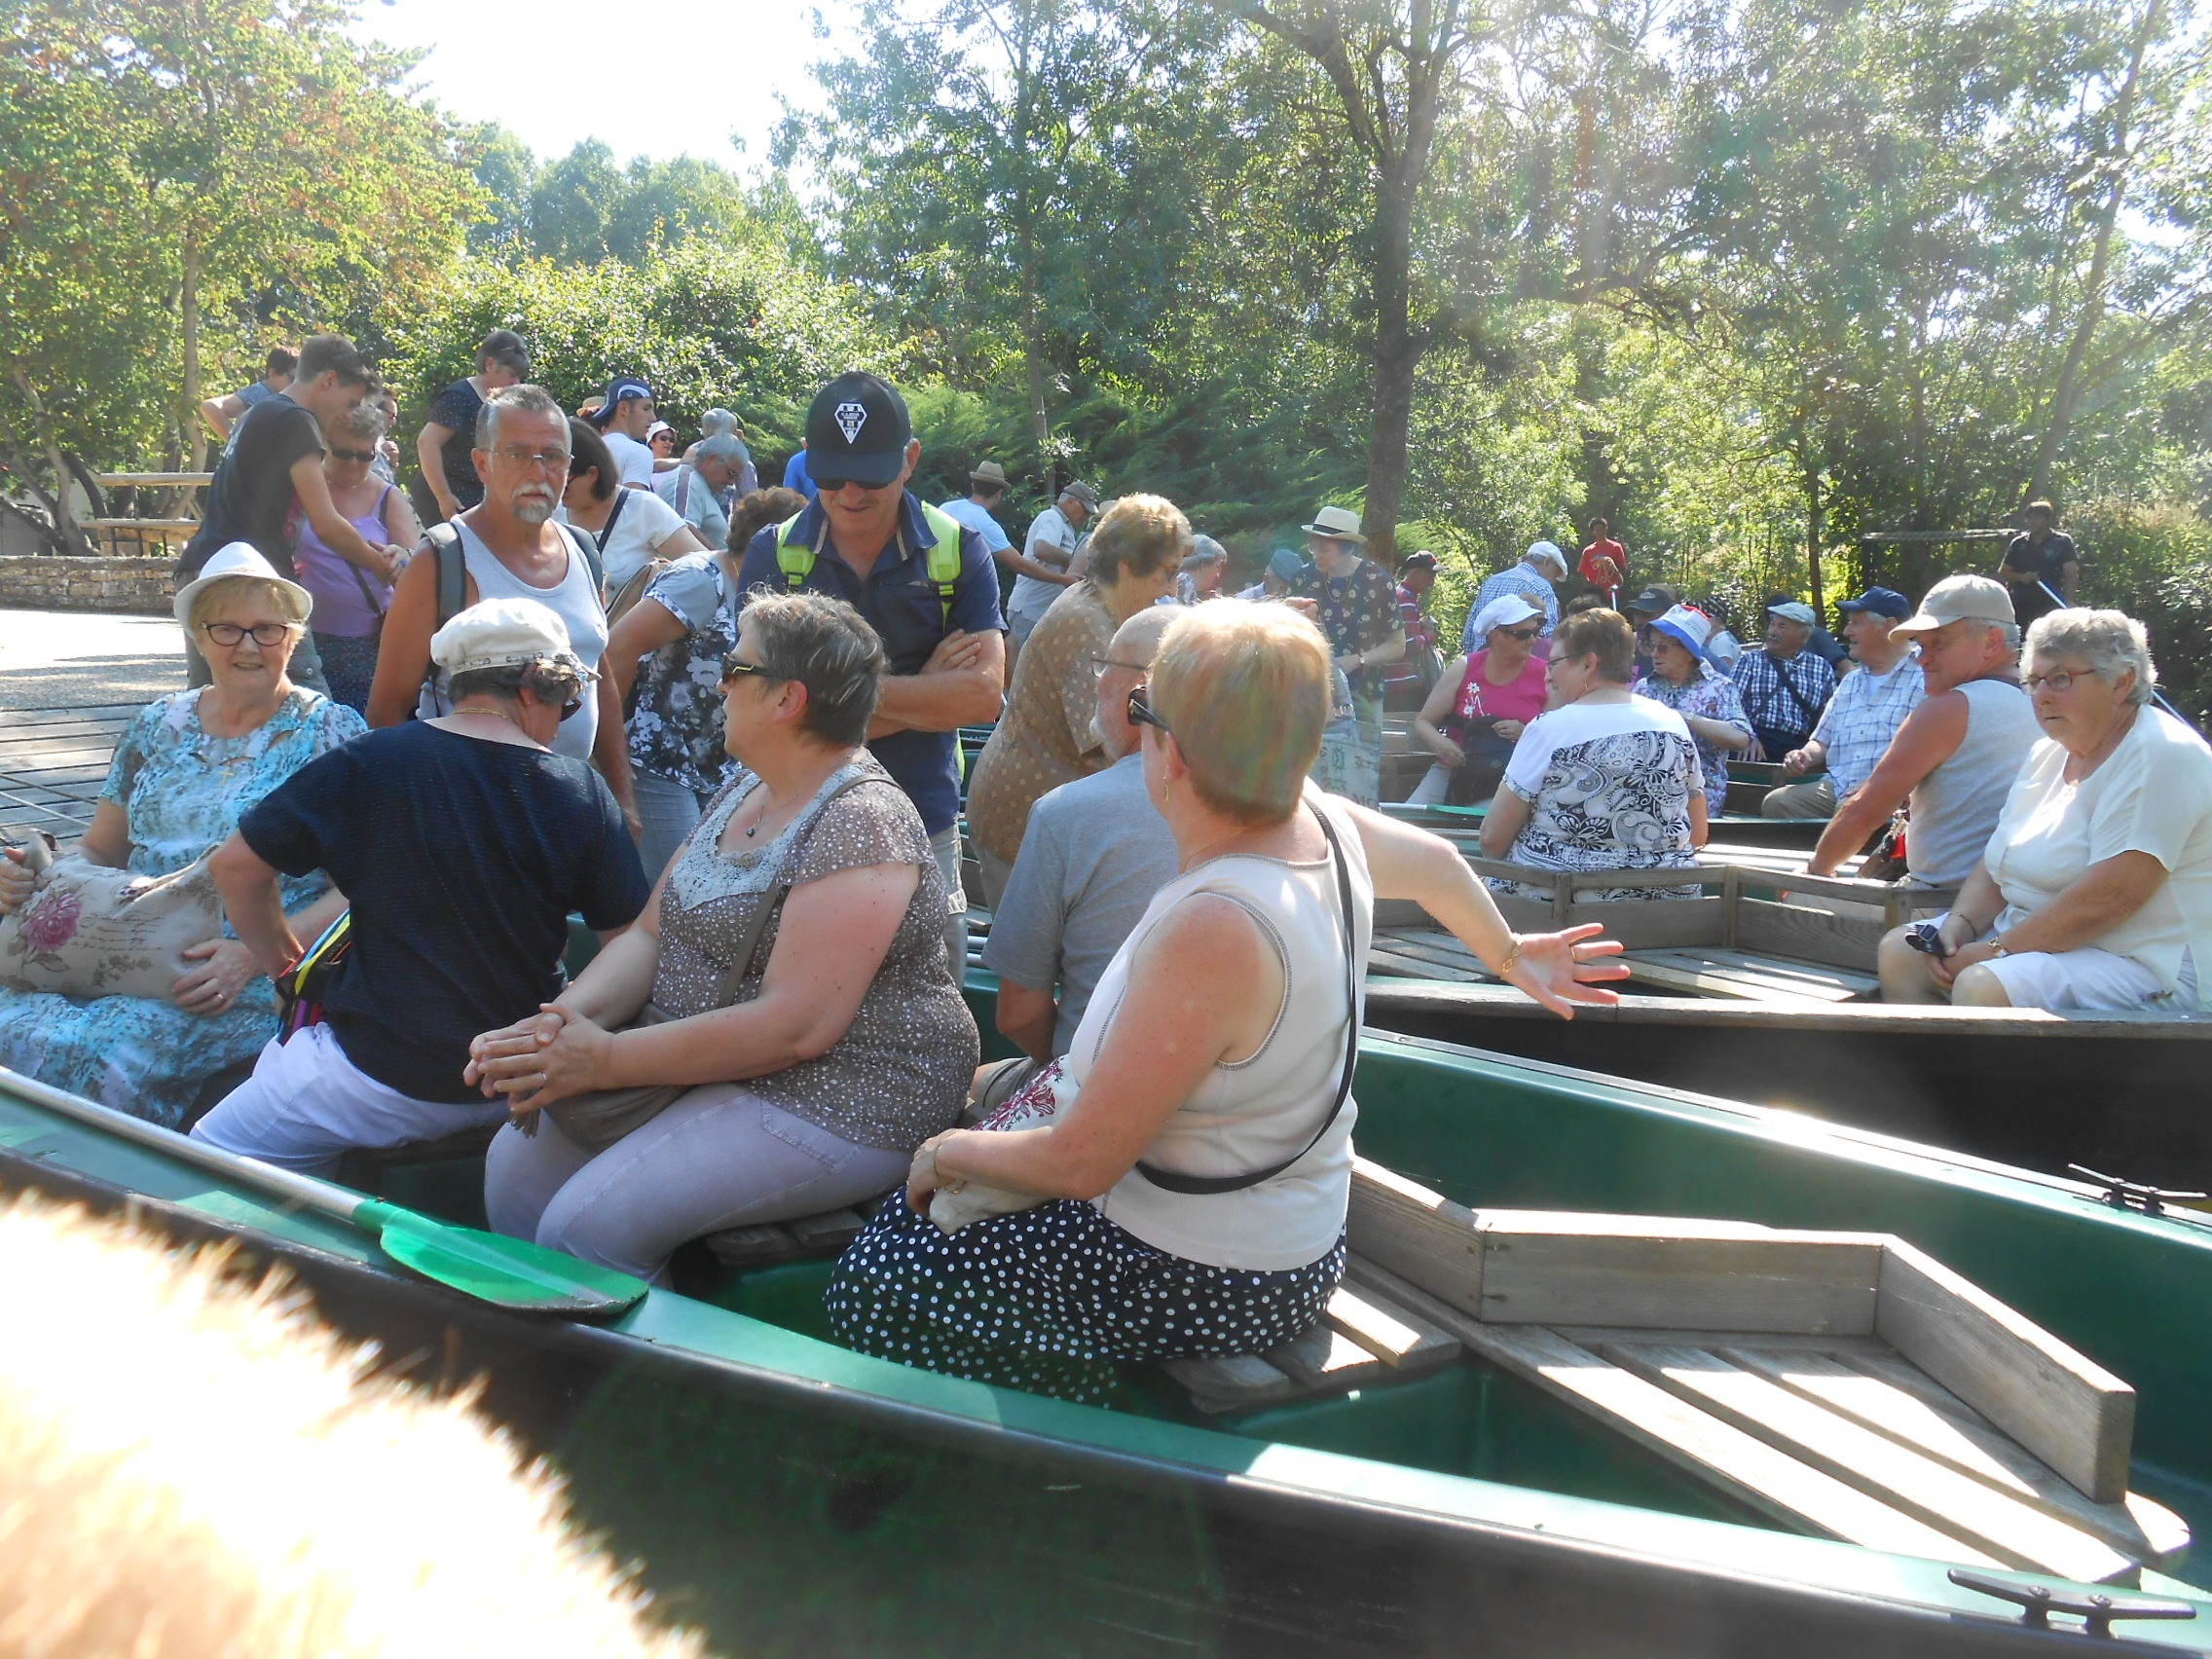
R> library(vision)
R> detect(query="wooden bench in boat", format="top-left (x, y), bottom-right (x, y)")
top-left (1169, 1160), bottom-right (2189, 1585)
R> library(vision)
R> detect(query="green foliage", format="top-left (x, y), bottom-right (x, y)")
top-left (381, 238), bottom-right (894, 465)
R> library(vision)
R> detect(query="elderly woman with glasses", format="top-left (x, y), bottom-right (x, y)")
top-left (1878, 608), bottom-right (2212, 1014)
top-left (826, 603), bottom-right (1623, 1404)
top-left (1408, 593), bottom-right (1552, 806)
top-left (965, 495), bottom-right (1186, 908)
top-left (290, 399), bottom-right (422, 711)
top-left (469, 591), bottom-right (978, 1282)
top-left (0, 545), bottom-right (361, 1127)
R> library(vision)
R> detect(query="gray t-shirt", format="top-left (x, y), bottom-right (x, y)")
top-left (981, 752), bottom-right (1180, 1054)
top-left (654, 464), bottom-right (732, 551)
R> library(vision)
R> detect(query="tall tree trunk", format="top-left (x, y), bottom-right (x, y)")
top-left (182, 236), bottom-right (206, 474)
top-left (11, 372), bottom-right (86, 554)
top-left (2023, 0), bottom-right (2163, 505)
top-left (1804, 466), bottom-right (1825, 619)
top-left (1363, 162), bottom-right (1419, 567)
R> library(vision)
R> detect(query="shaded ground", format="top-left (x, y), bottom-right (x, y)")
top-left (0, 608), bottom-right (183, 836)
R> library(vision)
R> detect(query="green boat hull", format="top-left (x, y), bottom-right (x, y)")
top-left (1, 1006), bottom-right (2208, 1654)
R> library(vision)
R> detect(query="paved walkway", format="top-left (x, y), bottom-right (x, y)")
top-left (0, 608), bottom-right (184, 835)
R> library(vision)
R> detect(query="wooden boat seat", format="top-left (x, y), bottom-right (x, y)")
top-left (1356, 1161), bottom-right (2188, 1580)
top-left (1173, 1160), bottom-right (2191, 1586)
top-left (1616, 946), bottom-right (1879, 1004)
top-left (702, 1199), bottom-right (884, 1267)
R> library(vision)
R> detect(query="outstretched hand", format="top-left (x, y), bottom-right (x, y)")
top-left (1499, 922), bottom-right (1629, 1018)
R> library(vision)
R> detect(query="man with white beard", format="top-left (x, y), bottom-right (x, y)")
top-left (365, 386), bottom-right (636, 825)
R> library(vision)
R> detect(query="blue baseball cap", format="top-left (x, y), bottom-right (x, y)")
top-left (1837, 586), bottom-right (1909, 620)
top-left (588, 376), bottom-right (653, 426)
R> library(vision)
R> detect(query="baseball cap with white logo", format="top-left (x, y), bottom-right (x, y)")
top-left (804, 371), bottom-right (913, 488)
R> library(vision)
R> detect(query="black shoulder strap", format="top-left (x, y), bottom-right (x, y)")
top-left (1134, 804), bottom-right (1361, 1197)
top-left (424, 523), bottom-right (467, 628)
top-left (596, 488), bottom-right (629, 557)
top-left (1771, 652), bottom-right (1823, 728)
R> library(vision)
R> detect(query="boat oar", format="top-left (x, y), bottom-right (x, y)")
top-left (0, 1064), bottom-right (648, 1320)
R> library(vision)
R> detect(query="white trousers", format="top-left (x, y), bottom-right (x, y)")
top-left (190, 1023), bottom-right (505, 1178)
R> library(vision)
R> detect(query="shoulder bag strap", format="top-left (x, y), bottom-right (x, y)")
top-left (597, 487), bottom-right (629, 556)
top-left (1771, 653), bottom-right (1823, 729)
top-left (704, 771), bottom-right (882, 1000)
top-left (1134, 803), bottom-right (1360, 1197)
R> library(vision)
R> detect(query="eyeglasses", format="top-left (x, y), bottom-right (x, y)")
top-left (1126, 685), bottom-right (1172, 735)
top-left (810, 474), bottom-right (893, 495)
top-left (2024, 668), bottom-right (2098, 694)
top-left (719, 656), bottom-right (775, 683)
top-left (559, 696), bottom-right (584, 720)
top-left (1499, 626), bottom-right (1542, 642)
top-left (492, 445), bottom-right (571, 473)
top-left (328, 445), bottom-right (376, 463)
top-left (201, 621), bottom-right (293, 647)
top-left (1090, 655), bottom-right (1151, 680)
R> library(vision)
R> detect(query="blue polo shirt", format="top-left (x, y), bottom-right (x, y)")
top-left (736, 492), bottom-right (1005, 835)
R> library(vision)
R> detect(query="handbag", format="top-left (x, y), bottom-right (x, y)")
top-left (926, 805), bottom-right (1362, 1231)
top-left (520, 774), bottom-right (872, 1154)
top-left (0, 830), bottom-right (227, 1003)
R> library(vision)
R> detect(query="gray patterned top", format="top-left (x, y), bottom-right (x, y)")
top-left (650, 753), bottom-right (977, 1151)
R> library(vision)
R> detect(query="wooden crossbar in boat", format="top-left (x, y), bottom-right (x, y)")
top-left (1171, 1160), bottom-right (2185, 1584)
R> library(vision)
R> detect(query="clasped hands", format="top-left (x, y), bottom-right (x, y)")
top-left (464, 1004), bottom-right (614, 1118)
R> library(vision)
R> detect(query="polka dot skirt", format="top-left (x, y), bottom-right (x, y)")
top-left (825, 1194), bottom-right (1347, 1406)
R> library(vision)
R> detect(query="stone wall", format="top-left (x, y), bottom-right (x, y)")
top-left (0, 556), bottom-right (173, 616)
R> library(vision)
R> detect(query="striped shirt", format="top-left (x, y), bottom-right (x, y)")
top-left (1811, 651), bottom-right (1925, 798)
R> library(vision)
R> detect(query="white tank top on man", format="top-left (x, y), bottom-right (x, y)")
top-left (415, 519), bottom-right (609, 763)
top-left (1074, 791), bottom-right (1371, 1272)
top-left (1907, 677), bottom-right (2040, 888)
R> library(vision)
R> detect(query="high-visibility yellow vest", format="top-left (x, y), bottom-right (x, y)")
top-left (772, 501), bottom-right (965, 627)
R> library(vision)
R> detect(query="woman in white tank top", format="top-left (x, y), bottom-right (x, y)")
top-left (829, 602), bottom-right (1626, 1403)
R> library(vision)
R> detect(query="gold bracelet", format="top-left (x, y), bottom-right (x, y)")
top-left (1495, 936), bottom-right (1524, 978)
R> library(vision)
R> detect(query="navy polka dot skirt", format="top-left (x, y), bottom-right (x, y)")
top-left (825, 1192), bottom-right (1347, 1405)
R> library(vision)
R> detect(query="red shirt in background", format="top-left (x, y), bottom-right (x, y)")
top-left (1579, 537), bottom-right (1627, 591)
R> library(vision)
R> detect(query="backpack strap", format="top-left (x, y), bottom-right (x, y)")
top-left (424, 524), bottom-right (468, 628)
top-left (773, 510), bottom-right (817, 589)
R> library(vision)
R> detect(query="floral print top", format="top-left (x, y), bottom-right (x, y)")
top-left (1631, 667), bottom-right (1751, 812)
top-left (1296, 557), bottom-right (1402, 698)
top-left (1487, 695), bottom-right (1702, 903)
top-left (626, 552), bottom-right (741, 796)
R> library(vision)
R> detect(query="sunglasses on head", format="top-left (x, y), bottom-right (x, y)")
top-left (328, 445), bottom-right (377, 463)
top-left (1126, 685), bottom-right (1171, 736)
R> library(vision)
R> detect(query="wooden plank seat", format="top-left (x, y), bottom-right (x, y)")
top-left (702, 1202), bottom-right (877, 1267)
top-left (1170, 1160), bottom-right (2189, 1584)
top-left (1616, 945), bottom-right (1879, 1004)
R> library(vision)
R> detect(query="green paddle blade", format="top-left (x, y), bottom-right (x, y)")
top-left (361, 1202), bottom-right (649, 1319)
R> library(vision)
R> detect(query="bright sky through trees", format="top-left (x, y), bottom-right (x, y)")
top-left (343, 0), bottom-right (860, 167)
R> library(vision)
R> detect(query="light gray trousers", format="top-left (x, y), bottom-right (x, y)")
top-left (483, 1083), bottom-right (910, 1281)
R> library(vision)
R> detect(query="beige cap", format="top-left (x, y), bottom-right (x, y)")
top-left (971, 460), bottom-right (1009, 488)
top-left (1892, 573), bottom-right (2016, 636)
top-left (430, 598), bottom-right (596, 679)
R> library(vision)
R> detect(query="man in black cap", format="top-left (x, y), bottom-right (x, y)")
top-left (417, 329), bottom-right (531, 522)
top-left (587, 376), bottom-right (658, 490)
top-left (733, 371), bottom-right (1007, 972)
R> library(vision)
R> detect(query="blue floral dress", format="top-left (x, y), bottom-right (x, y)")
top-left (626, 553), bottom-right (741, 798)
top-left (0, 688), bottom-right (363, 1126)
top-left (1632, 666), bottom-right (1751, 813)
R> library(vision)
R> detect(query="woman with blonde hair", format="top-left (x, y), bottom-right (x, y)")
top-left (965, 494), bottom-right (1186, 906)
top-left (828, 603), bottom-right (1623, 1402)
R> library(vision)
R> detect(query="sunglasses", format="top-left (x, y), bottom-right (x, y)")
top-left (810, 473), bottom-right (893, 495)
top-left (328, 445), bottom-right (377, 463)
top-left (1126, 685), bottom-right (1172, 735)
top-left (1499, 625), bottom-right (1542, 641)
top-left (719, 656), bottom-right (777, 683)
top-left (559, 696), bottom-right (584, 720)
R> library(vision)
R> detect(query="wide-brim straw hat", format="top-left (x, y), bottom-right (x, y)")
top-left (1302, 504), bottom-right (1366, 544)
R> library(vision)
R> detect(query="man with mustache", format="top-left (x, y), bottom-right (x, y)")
top-left (365, 386), bottom-right (637, 829)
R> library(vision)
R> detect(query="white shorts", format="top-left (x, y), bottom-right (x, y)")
top-left (1963, 929), bottom-right (2201, 1015)
top-left (190, 1022), bottom-right (506, 1177)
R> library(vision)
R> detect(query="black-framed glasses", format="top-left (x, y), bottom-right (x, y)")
top-left (720, 655), bottom-right (773, 682)
top-left (1500, 625), bottom-right (1542, 642)
top-left (1126, 685), bottom-right (1172, 735)
top-left (810, 473), bottom-right (893, 495)
top-left (201, 620), bottom-right (292, 647)
top-left (558, 695), bottom-right (584, 720)
top-left (328, 445), bottom-right (376, 463)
